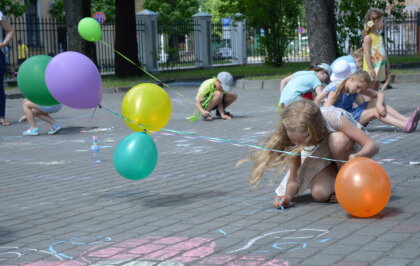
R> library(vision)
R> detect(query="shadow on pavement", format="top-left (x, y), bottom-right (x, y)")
top-left (99, 190), bottom-right (227, 207)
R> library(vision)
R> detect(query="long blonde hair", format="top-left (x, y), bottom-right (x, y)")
top-left (238, 100), bottom-right (328, 188)
top-left (331, 70), bottom-right (371, 104)
top-left (362, 8), bottom-right (384, 36)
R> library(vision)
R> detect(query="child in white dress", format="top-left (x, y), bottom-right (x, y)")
top-left (239, 100), bottom-right (379, 208)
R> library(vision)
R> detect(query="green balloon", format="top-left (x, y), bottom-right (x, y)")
top-left (78, 17), bottom-right (102, 42)
top-left (17, 55), bottom-right (59, 106)
top-left (113, 132), bottom-right (158, 180)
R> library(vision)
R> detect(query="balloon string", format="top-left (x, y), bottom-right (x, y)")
top-left (101, 41), bottom-right (194, 103)
top-left (101, 40), bottom-right (169, 89)
top-left (98, 104), bottom-right (348, 164)
top-left (89, 106), bottom-right (98, 122)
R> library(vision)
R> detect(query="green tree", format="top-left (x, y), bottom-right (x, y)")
top-left (199, 0), bottom-right (230, 24)
top-left (336, 0), bottom-right (405, 54)
top-left (0, 0), bottom-right (27, 16)
top-left (222, 0), bottom-right (302, 66)
top-left (50, 0), bottom-right (115, 24)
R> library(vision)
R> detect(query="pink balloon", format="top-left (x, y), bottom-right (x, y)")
top-left (45, 51), bottom-right (102, 109)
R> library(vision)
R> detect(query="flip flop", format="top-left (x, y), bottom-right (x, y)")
top-left (0, 118), bottom-right (11, 126)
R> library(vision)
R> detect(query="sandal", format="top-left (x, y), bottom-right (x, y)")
top-left (329, 193), bottom-right (338, 203)
top-left (403, 109), bottom-right (419, 133)
top-left (0, 118), bottom-right (11, 126)
top-left (216, 110), bottom-right (233, 118)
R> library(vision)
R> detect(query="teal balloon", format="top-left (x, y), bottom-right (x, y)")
top-left (113, 132), bottom-right (158, 180)
top-left (17, 55), bottom-right (59, 106)
top-left (78, 17), bottom-right (102, 42)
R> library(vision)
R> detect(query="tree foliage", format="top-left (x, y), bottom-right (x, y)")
top-left (336, 0), bottom-right (405, 54)
top-left (199, 0), bottom-right (230, 24)
top-left (143, 0), bottom-right (199, 25)
top-left (49, 0), bottom-right (116, 24)
top-left (222, 0), bottom-right (302, 66)
top-left (0, 0), bottom-right (28, 16)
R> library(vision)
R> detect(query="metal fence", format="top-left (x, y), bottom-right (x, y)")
top-left (384, 11), bottom-right (419, 56)
top-left (157, 19), bottom-right (198, 70)
top-left (3, 12), bottom-right (419, 81)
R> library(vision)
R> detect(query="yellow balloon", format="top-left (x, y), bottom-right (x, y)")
top-left (121, 83), bottom-right (172, 133)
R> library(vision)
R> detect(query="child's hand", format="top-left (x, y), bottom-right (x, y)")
top-left (202, 110), bottom-right (210, 117)
top-left (274, 195), bottom-right (291, 208)
top-left (369, 68), bottom-right (376, 80)
top-left (348, 153), bottom-right (357, 160)
top-left (376, 104), bottom-right (386, 117)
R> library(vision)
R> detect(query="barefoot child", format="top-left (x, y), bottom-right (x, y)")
top-left (20, 99), bottom-right (63, 136)
top-left (187, 72), bottom-right (237, 121)
top-left (325, 70), bottom-right (419, 133)
top-left (362, 8), bottom-right (390, 92)
top-left (239, 100), bottom-right (379, 208)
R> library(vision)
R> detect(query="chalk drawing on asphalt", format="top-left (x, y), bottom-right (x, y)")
top-left (227, 228), bottom-right (329, 253)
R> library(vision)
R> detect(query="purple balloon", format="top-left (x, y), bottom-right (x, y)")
top-left (45, 51), bottom-right (102, 109)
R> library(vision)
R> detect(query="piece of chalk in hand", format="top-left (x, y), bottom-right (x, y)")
top-left (277, 198), bottom-right (284, 210)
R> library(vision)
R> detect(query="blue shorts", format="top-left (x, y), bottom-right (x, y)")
top-left (38, 104), bottom-right (62, 114)
top-left (349, 102), bottom-right (368, 123)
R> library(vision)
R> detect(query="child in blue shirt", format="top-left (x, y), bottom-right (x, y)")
top-left (279, 63), bottom-right (330, 108)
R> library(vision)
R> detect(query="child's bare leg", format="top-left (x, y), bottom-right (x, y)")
top-left (367, 97), bottom-right (408, 122)
top-left (36, 113), bottom-right (56, 126)
top-left (311, 164), bottom-right (337, 203)
top-left (328, 132), bottom-right (354, 169)
top-left (360, 101), bottom-right (407, 129)
top-left (205, 91), bottom-right (223, 112)
top-left (22, 101), bottom-right (38, 128)
top-left (384, 104), bottom-right (409, 122)
top-left (222, 92), bottom-right (238, 109)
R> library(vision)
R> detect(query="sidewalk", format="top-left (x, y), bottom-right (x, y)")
top-left (0, 81), bottom-right (419, 265)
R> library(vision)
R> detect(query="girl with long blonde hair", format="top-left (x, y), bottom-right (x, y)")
top-left (240, 100), bottom-right (379, 208)
top-left (362, 8), bottom-right (389, 91)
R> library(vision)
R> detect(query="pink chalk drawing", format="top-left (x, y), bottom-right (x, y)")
top-left (3, 236), bottom-right (290, 266)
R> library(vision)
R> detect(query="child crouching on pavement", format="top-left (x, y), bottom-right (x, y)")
top-left (238, 100), bottom-right (379, 208)
top-left (187, 72), bottom-right (237, 121)
top-left (20, 99), bottom-right (63, 136)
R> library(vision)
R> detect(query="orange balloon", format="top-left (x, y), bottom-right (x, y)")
top-left (335, 157), bottom-right (391, 218)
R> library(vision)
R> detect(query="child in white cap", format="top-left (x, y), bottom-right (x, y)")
top-left (187, 72), bottom-right (238, 121)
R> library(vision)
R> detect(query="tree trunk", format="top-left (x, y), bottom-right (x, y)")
top-left (115, 0), bottom-right (140, 77)
top-left (63, 0), bottom-right (97, 64)
top-left (304, 0), bottom-right (337, 65)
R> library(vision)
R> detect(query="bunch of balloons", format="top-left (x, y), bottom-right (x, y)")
top-left (78, 16), bottom-right (173, 180)
top-left (335, 157), bottom-right (391, 218)
top-left (18, 16), bottom-right (173, 181)
top-left (114, 83), bottom-right (172, 180)
top-left (17, 52), bottom-right (102, 109)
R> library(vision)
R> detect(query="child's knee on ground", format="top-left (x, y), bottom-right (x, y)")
top-left (311, 165), bottom-right (336, 203)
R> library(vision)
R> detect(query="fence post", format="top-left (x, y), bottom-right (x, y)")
top-left (417, 12), bottom-right (420, 55)
top-left (136, 9), bottom-right (159, 72)
top-left (231, 13), bottom-right (247, 65)
top-left (192, 11), bottom-right (212, 68)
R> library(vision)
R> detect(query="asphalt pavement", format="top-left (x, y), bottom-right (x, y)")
top-left (0, 81), bottom-right (419, 266)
